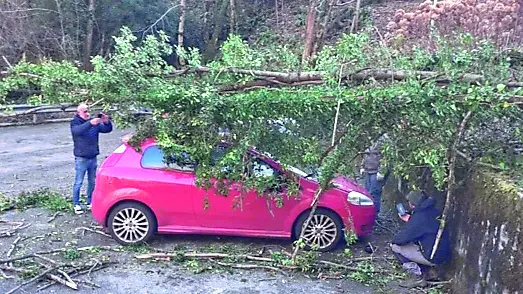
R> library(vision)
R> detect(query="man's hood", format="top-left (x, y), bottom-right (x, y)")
top-left (414, 195), bottom-right (436, 211)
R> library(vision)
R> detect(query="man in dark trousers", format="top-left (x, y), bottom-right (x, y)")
top-left (70, 103), bottom-right (112, 214)
top-left (391, 190), bottom-right (451, 288)
top-left (360, 134), bottom-right (391, 215)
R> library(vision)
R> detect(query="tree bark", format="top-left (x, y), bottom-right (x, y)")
top-left (313, 0), bottom-right (335, 56)
top-left (178, 0), bottom-right (186, 66)
top-left (350, 0), bottom-right (361, 33)
top-left (83, 0), bottom-right (96, 71)
top-left (302, 0), bottom-right (318, 62)
top-left (229, 0), bottom-right (236, 34)
top-left (204, 0), bottom-right (230, 60)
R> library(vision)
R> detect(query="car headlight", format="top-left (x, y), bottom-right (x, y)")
top-left (347, 191), bottom-right (374, 206)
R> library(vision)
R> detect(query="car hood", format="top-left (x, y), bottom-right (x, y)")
top-left (331, 175), bottom-right (369, 195)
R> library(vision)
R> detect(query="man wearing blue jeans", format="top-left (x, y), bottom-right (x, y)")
top-left (360, 134), bottom-right (390, 215)
top-left (71, 103), bottom-right (112, 214)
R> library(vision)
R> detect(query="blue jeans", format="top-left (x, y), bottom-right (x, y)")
top-left (365, 173), bottom-right (383, 214)
top-left (73, 156), bottom-right (97, 205)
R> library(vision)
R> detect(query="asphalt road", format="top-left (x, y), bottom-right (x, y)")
top-left (0, 122), bottom-right (376, 294)
top-left (0, 122), bottom-right (129, 196)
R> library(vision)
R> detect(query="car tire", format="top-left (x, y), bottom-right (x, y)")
top-left (293, 208), bottom-right (343, 252)
top-left (107, 202), bottom-right (157, 245)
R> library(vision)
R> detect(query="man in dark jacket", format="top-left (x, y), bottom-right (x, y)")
top-left (71, 103), bottom-right (112, 214)
top-left (391, 190), bottom-right (451, 288)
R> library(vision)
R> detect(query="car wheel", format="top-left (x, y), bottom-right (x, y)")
top-left (294, 208), bottom-right (343, 252)
top-left (107, 202), bottom-right (156, 245)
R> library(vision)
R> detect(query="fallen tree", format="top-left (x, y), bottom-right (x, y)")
top-left (1, 29), bottom-right (522, 262)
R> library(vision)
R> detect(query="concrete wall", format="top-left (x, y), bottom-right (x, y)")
top-left (449, 171), bottom-right (523, 294)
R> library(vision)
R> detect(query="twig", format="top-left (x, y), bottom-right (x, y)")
top-left (6, 267), bottom-right (55, 294)
top-left (0, 269), bottom-right (14, 279)
top-left (0, 265), bottom-right (35, 274)
top-left (142, 5), bottom-right (181, 37)
top-left (0, 222), bottom-right (30, 238)
top-left (209, 259), bottom-right (289, 276)
top-left (2, 56), bottom-right (13, 68)
top-left (135, 252), bottom-right (273, 263)
top-left (87, 260), bottom-right (100, 279)
top-left (6, 236), bottom-right (22, 260)
top-left (37, 263), bottom-right (112, 292)
top-left (456, 150), bottom-right (504, 171)
top-left (75, 227), bottom-right (112, 238)
top-left (427, 280), bottom-right (452, 286)
top-left (47, 212), bottom-right (61, 223)
top-left (88, 98), bottom-right (104, 108)
top-left (72, 278), bottom-right (100, 288)
top-left (47, 273), bottom-right (78, 290)
top-left (34, 253), bottom-right (59, 266)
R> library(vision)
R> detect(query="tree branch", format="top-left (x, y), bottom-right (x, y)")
top-left (430, 110), bottom-right (473, 260)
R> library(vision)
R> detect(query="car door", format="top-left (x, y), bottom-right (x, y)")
top-left (193, 154), bottom-right (298, 234)
top-left (140, 145), bottom-right (202, 227)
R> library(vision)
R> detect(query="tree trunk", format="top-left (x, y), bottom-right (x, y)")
top-left (203, 0), bottom-right (214, 40)
top-left (275, 0), bottom-right (279, 30)
top-left (178, 0), bottom-right (187, 66)
top-left (83, 0), bottom-right (96, 71)
top-left (313, 0), bottom-right (335, 56)
top-left (302, 0), bottom-right (318, 62)
top-left (54, 0), bottom-right (66, 58)
top-left (204, 0), bottom-right (229, 60)
top-left (350, 0), bottom-right (361, 33)
top-left (229, 0), bottom-right (236, 34)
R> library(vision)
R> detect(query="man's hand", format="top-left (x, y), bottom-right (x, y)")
top-left (399, 213), bottom-right (410, 222)
top-left (359, 168), bottom-right (365, 175)
top-left (90, 118), bottom-right (101, 125)
top-left (101, 113), bottom-right (109, 124)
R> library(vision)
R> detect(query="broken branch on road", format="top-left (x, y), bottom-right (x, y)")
top-left (0, 220), bottom-right (30, 238)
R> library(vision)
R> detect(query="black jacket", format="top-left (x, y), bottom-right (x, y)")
top-left (392, 194), bottom-right (451, 265)
top-left (70, 114), bottom-right (113, 159)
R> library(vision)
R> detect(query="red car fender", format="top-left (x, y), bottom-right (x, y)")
top-left (283, 199), bottom-right (347, 234)
top-left (100, 187), bottom-right (154, 225)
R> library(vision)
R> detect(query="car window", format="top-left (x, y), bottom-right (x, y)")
top-left (252, 159), bottom-right (276, 178)
top-left (141, 145), bottom-right (195, 171)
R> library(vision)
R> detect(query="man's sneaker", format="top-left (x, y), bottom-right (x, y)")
top-left (402, 262), bottom-right (422, 276)
top-left (87, 204), bottom-right (92, 211)
top-left (74, 205), bottom-right (84, 215)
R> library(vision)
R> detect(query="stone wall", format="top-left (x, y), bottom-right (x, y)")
top-left (449, 171), bottom-right (523, 294)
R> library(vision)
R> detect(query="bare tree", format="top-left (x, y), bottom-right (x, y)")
top-left (178, 0), bottom-right (187, 66)
top-left (83, 0), bottom-right (96, 70)
top-left (229, 0), bottom-right (236, 34)
top-left (302, 0), bottom-right (318, 62)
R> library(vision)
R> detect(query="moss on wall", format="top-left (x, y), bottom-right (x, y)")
top-left (449, 170), bottom-right (523, 294)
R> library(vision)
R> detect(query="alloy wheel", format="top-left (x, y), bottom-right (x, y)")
top-left (302, 214), bottom-right (338, 250)
top-left (112, 207), bottom-right (150, 243)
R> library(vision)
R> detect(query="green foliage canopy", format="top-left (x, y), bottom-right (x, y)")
top-left (1, 28), bottom-right (522, 203)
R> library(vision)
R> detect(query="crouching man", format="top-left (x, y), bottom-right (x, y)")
top-left (390, 191), bottom-right (451, 288)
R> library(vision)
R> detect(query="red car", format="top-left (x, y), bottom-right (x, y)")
top-left (92, 139), bottom-right (375, 251)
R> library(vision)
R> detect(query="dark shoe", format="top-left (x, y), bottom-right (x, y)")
top-left (423, 266), bottom-right (439, 281)
top-left (399, 276), bottom-right (427, 288)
